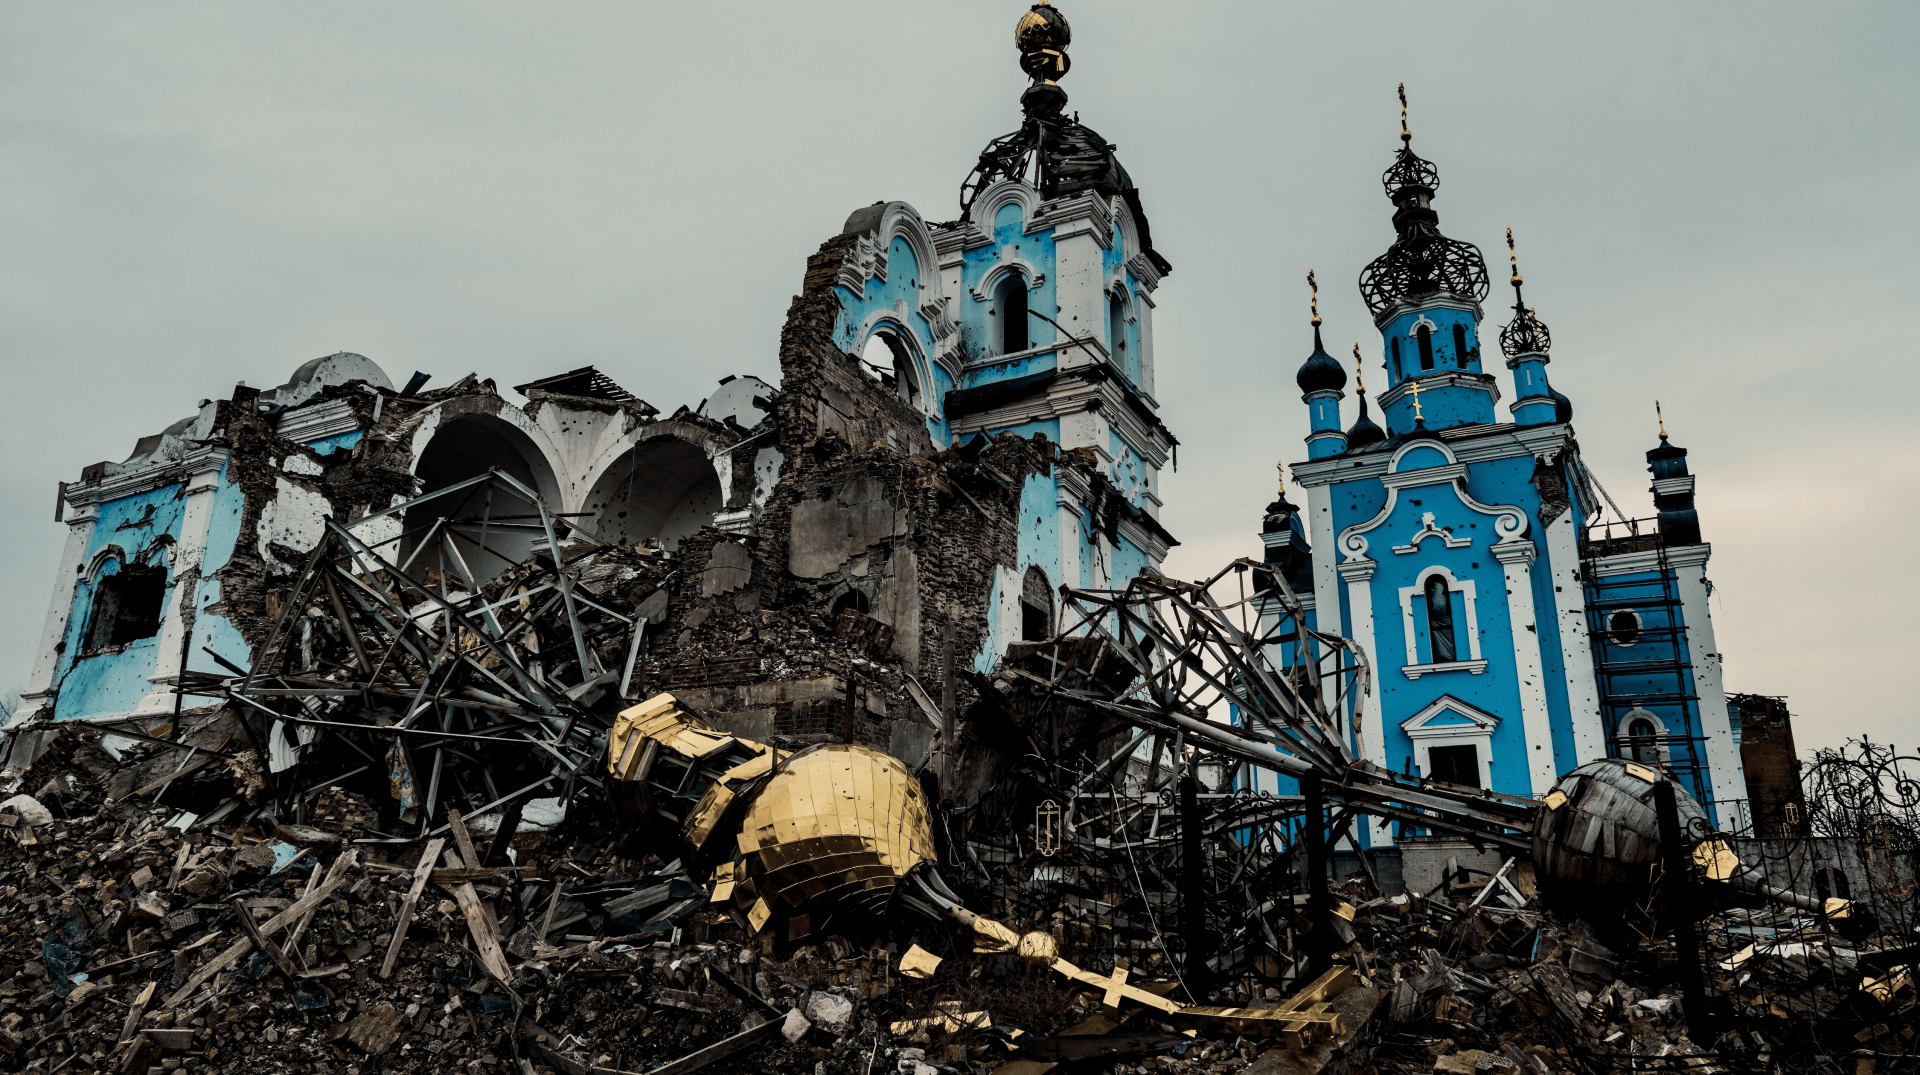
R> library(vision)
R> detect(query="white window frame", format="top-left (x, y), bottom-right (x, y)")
top-left (1398, 565), bottom-right (1487, 678)
top-left (1402, 695), bottom-right (1500, 790)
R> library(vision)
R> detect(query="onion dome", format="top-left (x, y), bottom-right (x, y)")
top-left (1551, 388), bottom-right (1573, 423)
top-left (1295, 271), bottom-right (1345, 393)
top-left (1345, 346), bottom-right (1386, 448)
top-left (1296, 326), bottom-right (1345, 393)
top-left (1499, 228), bottom-right (1553, 358)
top-left (1357, 86), bottom-right (1490, 318)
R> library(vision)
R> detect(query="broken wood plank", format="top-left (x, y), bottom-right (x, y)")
top-left (628, 1016), bottom-right (782, 1075)
top-left (281, 859), bottom-right (324, 965)
top-left (162, 850), bottom-right (357, 1009)
top-left (442, 847), bottom-right (512, 982)
top-left (381, 837), bottom-right (446, 979)
top-left (448, 808), bottom-right (481, 869)
top-left (231, 898), bottom-right (298, 979)
top-left (115, 981), bottom-right (154, 1045)
top-left (428, 866), bottom-right (533, 884)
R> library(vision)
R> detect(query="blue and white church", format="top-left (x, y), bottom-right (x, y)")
top-left (1251, 102), bottom-right (1750, 846)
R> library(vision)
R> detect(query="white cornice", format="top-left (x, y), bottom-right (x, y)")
top-left (274, 398), bottom-right (362, 445)
top-left (1291, 422), bottom-right (1573, 489)
top-left (1586, 541), bottom-right (1712, 577)
top-left (67, 446), bottom-right (229, 508)
top-left (1651, 476), bottom-right (1695, 497)
top-left (1378, 371), bottom-right (1502, 409)
top-left (1373, 293), bottom-right (1484, 329)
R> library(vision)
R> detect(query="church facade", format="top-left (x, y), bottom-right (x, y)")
top-left (1252, 101), bottom-right (1749, 841)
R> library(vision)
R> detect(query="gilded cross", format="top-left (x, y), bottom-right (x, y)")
top-left (1406, 378), bottom-right (1426, 423)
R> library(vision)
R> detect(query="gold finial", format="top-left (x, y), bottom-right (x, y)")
top-left (1307, 270), bottom-right (1321, 327)
top-left (1398, 83), bottom-right (1411, 144)
top-left (1351, 343), bottom-right (1367, 395)
top-left (1656, 400), bottom-right (1669, 440)
top-left (1506, 227), bottom-right (1523, 287)
top-left (1276, 461), bottom-right (1287, 496)
top-left (1407, 378), bottom-right (1426, 424)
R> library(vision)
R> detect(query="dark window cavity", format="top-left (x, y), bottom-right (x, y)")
top-left (830, 589), bottom-right (871, 620)
top-left (1021, 565), bottom-right (1053, 641)
top-left (1428, 744), bottom-right (1479, 788)
top-left (1452, 323), bottom-right (1469, 367)
top-left (1108, 292), bottom-right (1127, 369)
top-left (1814, 867), bottom-right (1851, 902)
top-left (85, 561), bottom-right (167, 653)
top-left (1391, 338), bottom-right (1403, 380)
top-left (1628, 717), bottom-right (1658, 764)
top-left (995, 272), bottom-right (1029, 355)
top-left (1424, 575), bottom-right (1457, 663)
top-left (1609, 610), bottom-right (1641, 646)
top-left (1417, 323), bottom-right (1435, 371)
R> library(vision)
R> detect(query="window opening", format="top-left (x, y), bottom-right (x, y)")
top-left (1424, 575), bottom-right (1457, 663)
top-left (1108, 292), bottom-right (1127, 371)
top-left (85, 561), bottom-right (167, 653)
top-left (1609, 610), bottom-right (1641, 646)
top-left (1417, 323), bottom-right (1435, 371)
top-left (862, 331), bottom-right (921, 408)
top-left (1428, 744), bottom-right (1479, 788)
top-left (830, 590), bottom-right (871, 619)
top-left (1628, 717), bottom-right (1658, 764)
top-left (1814, 867), bottom-right (1851, 902)
top-left (996, 272), bottom-right (1029, 354)
top-left (1452, 323), bottom-right (1469, 368)
top-left (1021, 565), bottom-right (1053, 641)
top-left (1390, 338), bottom-right (1403, 380)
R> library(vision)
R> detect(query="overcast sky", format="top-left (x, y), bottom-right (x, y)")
top-left (3, 3), bottom-right (1915, 756)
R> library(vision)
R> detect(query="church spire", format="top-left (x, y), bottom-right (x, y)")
top-left (1345, 343), bottom-right (1386, 448)
top-left (1297, 270), bottom-right (1348, 459)
top-left (1499, 227), bottom-right (1571, 427)
top-left (1646, 401), bottom-right (1701, 545)
top-left (1358, 84), bottom-right (1490, 321)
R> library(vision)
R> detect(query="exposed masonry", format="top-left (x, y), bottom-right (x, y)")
top-left (21, 219), bottom-right (1137, 771)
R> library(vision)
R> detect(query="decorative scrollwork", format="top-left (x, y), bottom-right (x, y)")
top-left (1500, 306), bottom-right (1552, 358)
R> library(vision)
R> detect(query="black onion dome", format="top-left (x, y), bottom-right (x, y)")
top-left (1296, 327), bottom-right (1346, 394)
top-left (1346, 394), bottom-right (1387, 448)
top-left (1551, 388), bottom-right (1573, 423)
top-left (1261, 494), bottom-right (1299, 534)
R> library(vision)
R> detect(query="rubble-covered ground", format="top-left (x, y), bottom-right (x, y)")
top-left (0, 725), bottom-right (1912, 1075)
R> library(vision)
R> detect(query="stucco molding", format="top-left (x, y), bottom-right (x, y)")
top-left (1401, 695), bottom-right (1500, 789)
top-left (969, 257), bottom-right (1048, 304)
top-left (1585, 541), bottom-right (1712, 578)
top-left (1337, 441), bottom-right (1530, 563)
top-left (1291, 422), bottom-right (1572, 490)
top-left (1397, 565), bottom-right (1483, 668)
top-left (1393, 511), bottom-right (1471, 555)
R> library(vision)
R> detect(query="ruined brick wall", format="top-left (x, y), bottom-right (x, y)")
top-left (633, 231), bottom-right (1052, 755)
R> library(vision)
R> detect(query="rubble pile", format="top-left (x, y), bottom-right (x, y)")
top-left (2, 719), bottom-right (1914, 1075)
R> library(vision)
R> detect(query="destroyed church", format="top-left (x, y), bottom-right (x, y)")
top-left (3, 6), bottom-right (1911, 1075)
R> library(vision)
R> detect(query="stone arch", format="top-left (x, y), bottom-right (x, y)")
top-left (401, 396), bottom-right (565, 582)
top-left (581, 431), bottom-right (725, 551)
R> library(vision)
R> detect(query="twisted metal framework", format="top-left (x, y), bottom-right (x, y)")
top-left (182, 469), bottom-right (654, 837)
top-left (1358, 232), bottom-right (1491, 319)
top-left (959, 112), bottom-right (1131, 218)
top-left (1048, 561), bottom-right (1540, 850)
top-left (1499, 306), bottom-right (1553, 358)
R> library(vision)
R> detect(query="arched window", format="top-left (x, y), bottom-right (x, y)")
top-left (1390, 338), bottom-right (1403, 380)
top-left (1452, 323), bottom-right (1469, 368)
top-left (1107, 291), bottom-right (1130, 378)
top-left (995, 271), bottom-right (1030, 355)
top-left (830, 589), bottom-right (871, 620)
top-left (1021, 565), bottom-right (1053, 641)
top-left (1417, 323), bottom-right (1435, 371)
top-left (862, 330), bottom-right (921, 409)
top-left (1424, 575), bottom-right (1457, 664)
top-left (1814, 867), bottom-right (1851, 902)
top-left (84, 559), bottom-right (167, 654)
top-left (1628, 717), bottom-right (1658, 764)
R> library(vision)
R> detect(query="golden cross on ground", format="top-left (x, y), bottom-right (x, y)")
top-left (1407, 378), bottom-right (1426, 423)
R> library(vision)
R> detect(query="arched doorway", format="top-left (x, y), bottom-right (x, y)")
top-left (583, 437), bottom-right (723, 551)
top-left (404, 414), bottom-right (560, 583)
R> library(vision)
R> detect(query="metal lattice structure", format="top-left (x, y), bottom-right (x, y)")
top-left (1358, 233), bottom-right (1492, 318)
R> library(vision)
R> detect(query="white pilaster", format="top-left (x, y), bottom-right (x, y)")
top-left (1305, 482), bottom-right (1342, 711)
top-left (1338, 556), bottom-right (1391, 845)
top-left (1491, 541), bottom-right (1558, 795)
top-left (134, 464), bottom-right (225, 715)
top-left (22, 506), bottom-right (99, 711)
top-left (1544, 509), bottom-right (1605, 763)
top-left (1673, 552), bottom-right (1746, 823)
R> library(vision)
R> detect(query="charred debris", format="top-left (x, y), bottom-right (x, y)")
top-left (1, 512), bottom-right (1915, 1074)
